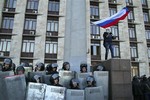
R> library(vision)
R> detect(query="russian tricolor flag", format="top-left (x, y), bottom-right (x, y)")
top-left (92, 7), bottom-right (130, 28)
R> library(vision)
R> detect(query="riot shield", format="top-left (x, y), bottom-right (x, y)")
top-left (44, 85), bottom-right (66, 100)
top-left (76, 72), bottom-right (92, 89)
top-left (26, 82), bottom-right (46, 100)
top-left (0, 71), bottom-right (14, 100)
top-left (94, 71), bottom-right (109, 100)
top-left (59, 70), bottom-right (76, 88)
top-left (85, 86), bottom-right (104, 100)
top-left (2, 75), bottom-right (26, 100)
top-left (66, 89), bottom-right (85, 100)
top-left (28, 71), bottom-right (46, 83)
top-left (42, 75), bottom-right (51, 85)
top-left (0, 71), bottom-right (14, 78)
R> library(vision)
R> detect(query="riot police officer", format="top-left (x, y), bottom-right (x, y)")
top-left (86, 75), bottom-right (96, 87)
top-left (16, 65), bottom-right (25, 75)
top-left (34, 62), bottom-right (45, 72)
top-left (50, 63), bottom-right (58, 74)
top-left (80, 62), bottom-right (87, 73)
top-left (96, 64), bottom-right (105, 71)
top-left (50, 73), bottom-right (62, 87)
top-left (70, 78), bottom-right (80, 89)
top-left (62, 62), bottom-right (70, 71)
top-left (2, 58), bottom-right (12, 72)
top-left (21, 62), bottom-right (30, 67)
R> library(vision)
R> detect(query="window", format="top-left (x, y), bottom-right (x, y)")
top-left (5, 0), bottom-right (17, 8)
top-left (141, 0), bottom-right (147, 5)
top-left (131, 65), bottom-right (139, 77)
top-left (91, 43), bottom-right (100, 55)
top-left (129, 27), bottom-right (136, 38)
top-left (22, 40), bottom-right (35, 53)
top-left (128, 11), bottom-right (134, 20)
top-left (90, 5), bottom-right (99, 16)
top-left (2, 17), bottom-right (14, 29)
top-left (90, 24), bottom-right (100, 34)
top-left (143, 12), bottom-right (149, 22)
top-left (148, 47), bottom-right (150, 58)
top-left (110, 26), bottom-right (119, 40)
top-left (125, 0), bottom-right (133, 3)
top-left (0, 39), bottom-right (11, 52)
top-left (48, 1), bottom-right (59, 12)
top-left (146, 30), bottom-right (150, 39)
top-left (45, 41), bottom-right (58, 54)
top-left (130, 46), bottom-right (138, 57)
top-left (24, 18), bottom-right (37, 30)
top-left (27, 0), bottom-right (39, 10)
top-left (109, 8), bottom-right (117, 16)
top-left (47, 20), bottom-right (58, 32)
top-left (114, 44), bottom-right (119, 57)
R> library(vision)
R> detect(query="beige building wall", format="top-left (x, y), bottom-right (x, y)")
top-left (10, 0), bottom-right (27, 65)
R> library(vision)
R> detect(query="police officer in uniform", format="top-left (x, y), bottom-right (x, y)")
top-left (51, 63), bottom-right (59, 74)
top-left (2, 58), bottom-right (12, 72)
top-left (70, 78), bottom-right (80, 89)
top-left (50, 73), bottom-right (62, 87)
top-left (34, 62), bottom-right (45, 72)
top-left (16, 65), bottom-right (25, 75)
top-left (86, 76), bottom-right (96, 87)
top-left (80, 62), bottom-right (87, 73)
top-left (62, 62), bottom-right (70, 71)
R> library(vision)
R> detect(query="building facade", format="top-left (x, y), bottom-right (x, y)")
top-left (0, 0), bottom-right (149, 76)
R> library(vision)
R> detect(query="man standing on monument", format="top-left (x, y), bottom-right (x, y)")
top-left (103, 29), bottom-right (116, 60)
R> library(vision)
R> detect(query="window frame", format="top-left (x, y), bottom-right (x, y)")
top-left (0, 39), bottom-right (11, 52)
top-left (91, 43), bottom-right (100, 56)
top-left (24, 18), bottom-right (37, 30)
top-left (48, 1), bottom-right (60, 12)
top-left (130, 45), bottom-right (138, 58)
top-left (45, 41), bottom-right (58, 54)
top-left (90, 5), bottom-right (99, 17)
top-left (2, 16), bottom-right (14, 29)
top-left (47, 20), bottom-right (59, 32)
top-left (5, 0), bottom-right (17, 8)
top-left (26, 0), bottom-right (39, 10)
top-left (22, 40), bottom-right (35, 53)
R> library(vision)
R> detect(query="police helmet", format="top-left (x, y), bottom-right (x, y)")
top-left (21, 62), bottom-right (29, 67)
top-left (51, 73), bottom-right (59, 80)
top-left (97, 64), bottom-right (105, 71)
top-left (71, 78), bottom-right (79, 84)
top-left (62, 62), bottom-right (70, 70)
top-left (3, 58), bottom-right (12, 66)
top-left (35, 62), bottom-right (45, 71)
top-left (86, 76), bottom-right (95, 82)
top-left (50, 73), bottom-right (59, 85)
top-left (80, 62), bottom-right (87, 68)
top-left (16, 65), bottom-right (25, 75)
top-left (46, 63), bottom-right (52, 72)
top-left (51, 63), bottom-right (58, 68)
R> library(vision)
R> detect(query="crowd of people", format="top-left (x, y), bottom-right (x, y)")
top-left (3, 58), bottom-right (150, 99)
top-left (0, 58), bottom-right (105, 89)
top-left (132, 75), bottom-right (150, 100)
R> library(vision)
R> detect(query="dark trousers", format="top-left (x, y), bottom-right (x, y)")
top-left (133, 95), bottom-right (144, 100)
top-left (103, 43), bottom-right (114, 60)
top-left (144, 93), bottom-right (150, 100)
